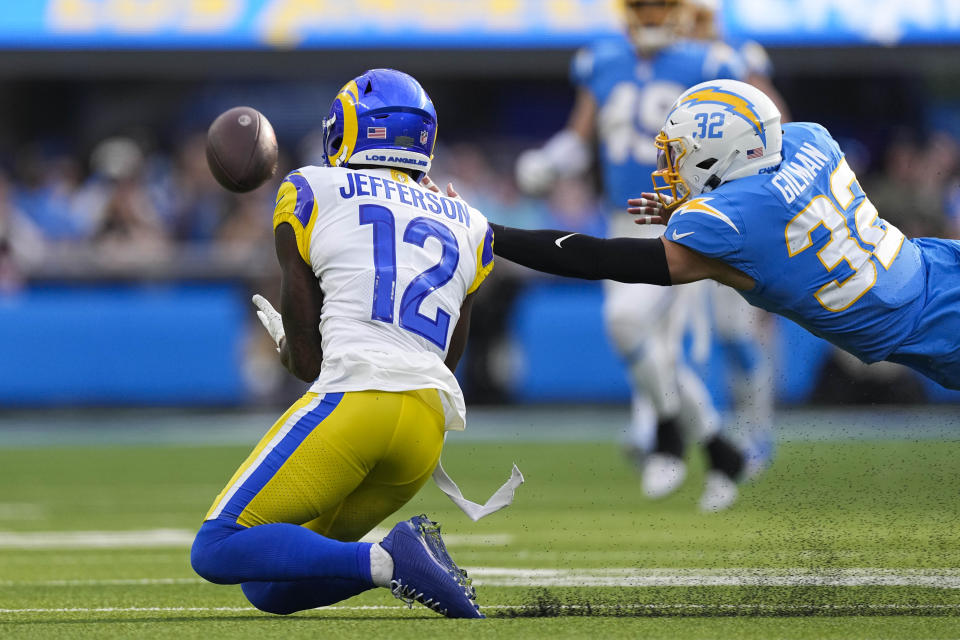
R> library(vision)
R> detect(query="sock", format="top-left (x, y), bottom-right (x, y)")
top-left (369, 542), bottom-right (394, 588)
top-left (705, 435), bottom-right (745, 480)
top-left (653, 417), bottom-right (685, 458)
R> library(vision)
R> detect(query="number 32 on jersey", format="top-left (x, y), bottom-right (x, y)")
top-left (785, 158), bottom-right (905, 312)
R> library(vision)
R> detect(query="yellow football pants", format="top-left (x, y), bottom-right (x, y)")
top-left (204, 388), bottom-right (445, 542)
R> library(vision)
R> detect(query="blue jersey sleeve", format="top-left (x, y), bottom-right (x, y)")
top-left (570, 37), bottom-right (632, 93)
top-left (664, 194), bottom-right (743, 261)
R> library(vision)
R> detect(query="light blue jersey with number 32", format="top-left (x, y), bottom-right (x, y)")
top-left (665, 122), bottom-right (960, 389)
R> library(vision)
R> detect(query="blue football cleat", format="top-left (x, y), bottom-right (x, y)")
top-left (380, 514), bottom-right (484, 619)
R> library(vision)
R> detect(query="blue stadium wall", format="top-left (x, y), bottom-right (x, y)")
top-left (0, 284), bottom-right (247, 406)
top-left (2, 282), bottom-right (959, 407)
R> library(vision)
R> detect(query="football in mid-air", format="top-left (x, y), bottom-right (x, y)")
top-left (205, 106), bottom-right (278, 193)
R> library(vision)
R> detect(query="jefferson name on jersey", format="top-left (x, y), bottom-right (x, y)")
top-left (338, 170), bottom-right (471, 228)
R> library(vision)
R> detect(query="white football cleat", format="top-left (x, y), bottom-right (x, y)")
top-left (699, 471), bottom-right (739, 512)
top-left (642, 453), bottom-right (687, 499)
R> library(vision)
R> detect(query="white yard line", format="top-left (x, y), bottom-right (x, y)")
top-left (358, 527), bottom-right (512, 546)
top-left (3, 603), bottom-right (960, 615)
top-left (4, 568), bottom-right (960, 589)
top-left (470, 567), bottom-right (960, 588)
top-left (0, 529), bottom-right (511, 549)
top-left (0, 529), bottom-right (196, 549)
top-left (0, 578), bottom-right (205, 587)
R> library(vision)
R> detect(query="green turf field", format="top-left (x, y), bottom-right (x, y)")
top-left (1, 422), bottom-right (959, 638)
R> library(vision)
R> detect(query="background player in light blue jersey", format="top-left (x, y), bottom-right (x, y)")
top-left (688, 0), bottom-right (787, 478)
top-left (515, 0), bottom-right (753, 510)
top-left (491, 79), bottom-right (960, 395)
top-left (688, 0), bottom-right (790, 120)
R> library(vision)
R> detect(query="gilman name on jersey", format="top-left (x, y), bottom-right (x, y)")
top-left (770, 142), bottom-right (830, 205)
top-left (339, 172), bottom-right (471, 228)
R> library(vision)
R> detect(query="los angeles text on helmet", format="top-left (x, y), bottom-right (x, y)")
top-left (361, 153), bottom-right (429, 167)
top-left (338, 170), bottom-right (471, 228)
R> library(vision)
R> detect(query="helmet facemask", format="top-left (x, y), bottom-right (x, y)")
top-left (652, 133), bottom-right (692, 211)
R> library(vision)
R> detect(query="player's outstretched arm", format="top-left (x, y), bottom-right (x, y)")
top-left (489, 224), bottom-right (753, 289)
top-left (489, 223), bottom-right (672, 285)
top-left (274, 222), bottom-right (324, 382)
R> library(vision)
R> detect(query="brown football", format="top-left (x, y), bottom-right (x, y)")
top-left (206, 106), bottom-right (279, 193)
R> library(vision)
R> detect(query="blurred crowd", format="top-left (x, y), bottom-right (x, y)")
top-left (3, 112), bottom-right (960, 404)
top-left (4, 121), bottom-right (960, 291)
top-left (0, 130), bottom-right (614, 294)
top-left (0, 133), bottom-right (283, 292)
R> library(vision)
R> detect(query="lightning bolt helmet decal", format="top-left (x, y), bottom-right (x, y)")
top-left (671, 85), bottom-right (766, 145)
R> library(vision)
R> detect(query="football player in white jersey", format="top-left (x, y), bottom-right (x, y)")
top-left (190, 69), bottom-right (497, 619)
top-left (515, 0), bottom-right (751, 510)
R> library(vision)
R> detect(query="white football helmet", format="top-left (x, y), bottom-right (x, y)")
top-left (652, 79), bottom-right (782, 210)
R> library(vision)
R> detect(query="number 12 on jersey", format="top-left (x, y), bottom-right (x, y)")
top-left (360, 204), bottom-right (460, 350)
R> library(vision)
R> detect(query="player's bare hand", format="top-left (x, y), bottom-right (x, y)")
top-left (252, 293), bottom-right (285, 352)
top-left (627, 192), bottom-right (670, 225)
top-left (420, 175), bottom-right (461, 199)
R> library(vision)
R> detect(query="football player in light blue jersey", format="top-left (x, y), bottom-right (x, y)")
top-left (515, 0), bottom-right (752, 510)
top-left (491, 79), bottom-right (960, 394)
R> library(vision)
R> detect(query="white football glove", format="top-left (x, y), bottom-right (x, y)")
top-left (252, 294), bottom-right (285, 351)
top-left (515, 130), bottom-right (591, 196)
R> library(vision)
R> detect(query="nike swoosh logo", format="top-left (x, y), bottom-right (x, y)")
top-left (671, 229), bottom-right (695, 241)
top-left (555, 232), bottom-right (578, 248)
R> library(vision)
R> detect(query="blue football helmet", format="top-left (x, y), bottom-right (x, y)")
top-left (322, 68), bottom-right (438, 181)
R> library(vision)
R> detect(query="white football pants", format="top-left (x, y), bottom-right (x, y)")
top-left (709, 283), bottom-right (774, 436)
top-left (603, 214), bottom-right (720, 451)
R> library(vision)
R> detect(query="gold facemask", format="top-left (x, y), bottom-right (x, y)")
top-left (651, 131), bottom-right (691, 211)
